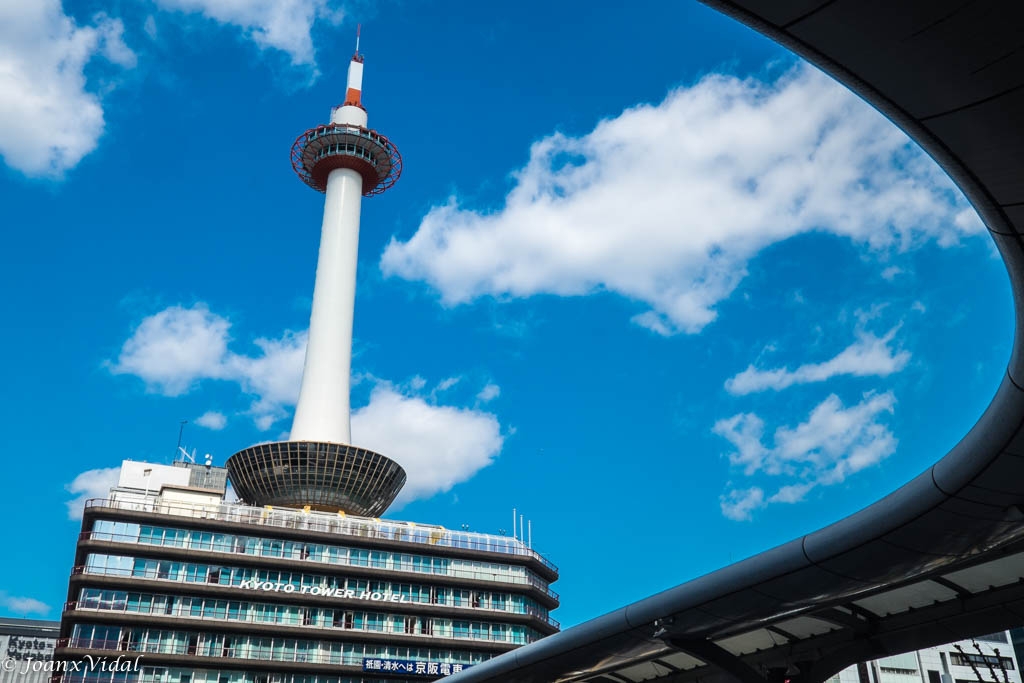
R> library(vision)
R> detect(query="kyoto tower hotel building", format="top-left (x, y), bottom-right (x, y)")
top-left (54, 42), bottom-right (560, 683)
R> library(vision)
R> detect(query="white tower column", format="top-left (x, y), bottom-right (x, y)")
top-left (290, 60), bottom-right (371, 444)
top-left (226, 37), bottom-right (407, 516)
top-left (290, 166), bottom-right (364, 443)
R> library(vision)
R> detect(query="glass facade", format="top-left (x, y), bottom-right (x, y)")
top-left (66, 666), bottom-right (413, 683)
top-left (69, 624), bottom-right (492, 666)
top-left (80, 553), bottom-right (554, 623)
top-left (89, 521), bottom-right (549, 594)
top-left (74, 588), bottom-right (543, 644)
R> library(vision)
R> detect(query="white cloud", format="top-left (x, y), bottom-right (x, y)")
top-left (352, 384), bottom-right (504, 506)
top-left (881, 266), bottom-right (903, 281)
top-left (711, 412), bottom-right (767, 476)
top-left (434, 376), bottom-right (461, 392)
top-left (768, 482), bottom-right (815, 504)
top-left (477, 383), bottom-right (501, 402)
top-left (108, 305), bottom-right (507, 504)
top-left (108, 304), bottom-right (305, 429)
top-left (65, 466), bottom-right (121, 520)
top-left (382, 64), bottom-right (982, 335)
top-left (725, 326), bottom-right (909, 395)
top-left (151, 0), bottom-right (343, 68)
top-left (225, 331), bottom-right (307, 429)
top-left (715, 392), bottom-right (897, 519)
top-left (720, 487), bottom-right (764, 521)
top-left (109, 305), bottom-right (505, 501)
top-left (0, 1), bottom-right (135, 177)
top-left (195, 410), bottom-right (228, 430)
top-left (108, 304), bottom-right (232, 395)
top-left (0, 593), bottom-right (51, 616)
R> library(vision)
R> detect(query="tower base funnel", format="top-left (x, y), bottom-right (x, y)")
top-left (226, 441), bottom-right (406, 516)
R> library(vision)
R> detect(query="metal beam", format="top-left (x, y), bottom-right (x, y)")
top-left (811, 608), bottom-right (868, 630)
top-left (663, 637), bottom-right (765, 683)
top-left (931, 576), bottom-right (973, 599)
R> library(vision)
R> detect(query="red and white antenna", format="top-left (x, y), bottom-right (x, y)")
top-left (345, 25), bottom-right (364, 107)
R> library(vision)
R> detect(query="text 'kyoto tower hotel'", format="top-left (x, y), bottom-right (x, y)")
top-left (55, 40), bottom-right (559, 683)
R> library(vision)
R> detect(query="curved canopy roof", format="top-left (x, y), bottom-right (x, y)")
top-left (446, 2), bottom-right (1024, 682)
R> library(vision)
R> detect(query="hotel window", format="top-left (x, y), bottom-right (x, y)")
top-left (950, 653), bottom-right (1015, 670)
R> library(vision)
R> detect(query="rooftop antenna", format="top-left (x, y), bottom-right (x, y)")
top-left (174, 420), bottom-right (188, 460)
top-left (355, 24), bottom-right (361, 56)
top-left (178, 446), bottom-right (197, 464)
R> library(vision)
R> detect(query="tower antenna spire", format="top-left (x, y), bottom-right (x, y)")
top-left (355, 24), bottom-right (361, 56)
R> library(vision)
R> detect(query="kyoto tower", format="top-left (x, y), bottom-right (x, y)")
top-left (226, 33), bottom-right (407, 516)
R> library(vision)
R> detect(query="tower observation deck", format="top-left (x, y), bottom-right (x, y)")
top-left (227, 40), bottom-right (406, 517)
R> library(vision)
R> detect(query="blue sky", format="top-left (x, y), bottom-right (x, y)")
top-left (0, 0), bottom-right (1012, 628)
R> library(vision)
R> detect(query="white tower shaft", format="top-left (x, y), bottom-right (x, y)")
top-left (290, 59), bottom-right (369, 444)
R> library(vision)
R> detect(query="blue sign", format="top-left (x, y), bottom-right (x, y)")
top-left (362, 659), bottom-right (471, 676)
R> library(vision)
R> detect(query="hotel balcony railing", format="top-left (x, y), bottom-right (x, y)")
top-left (56, 638), bottom-right (482, 668)
top-left (63, 602), bottom-right (543, 646)
top-left (64, 577), bottom-right (561, 630)
top-left (85, 499), bottom-right (558, 577)
top-left (71, 565), bottom-right (560, 621)
top-left (80, 530), bottom-right (557, 601)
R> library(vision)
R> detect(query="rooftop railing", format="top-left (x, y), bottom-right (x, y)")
top-left (85, 498), bottom-right (558, 576)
